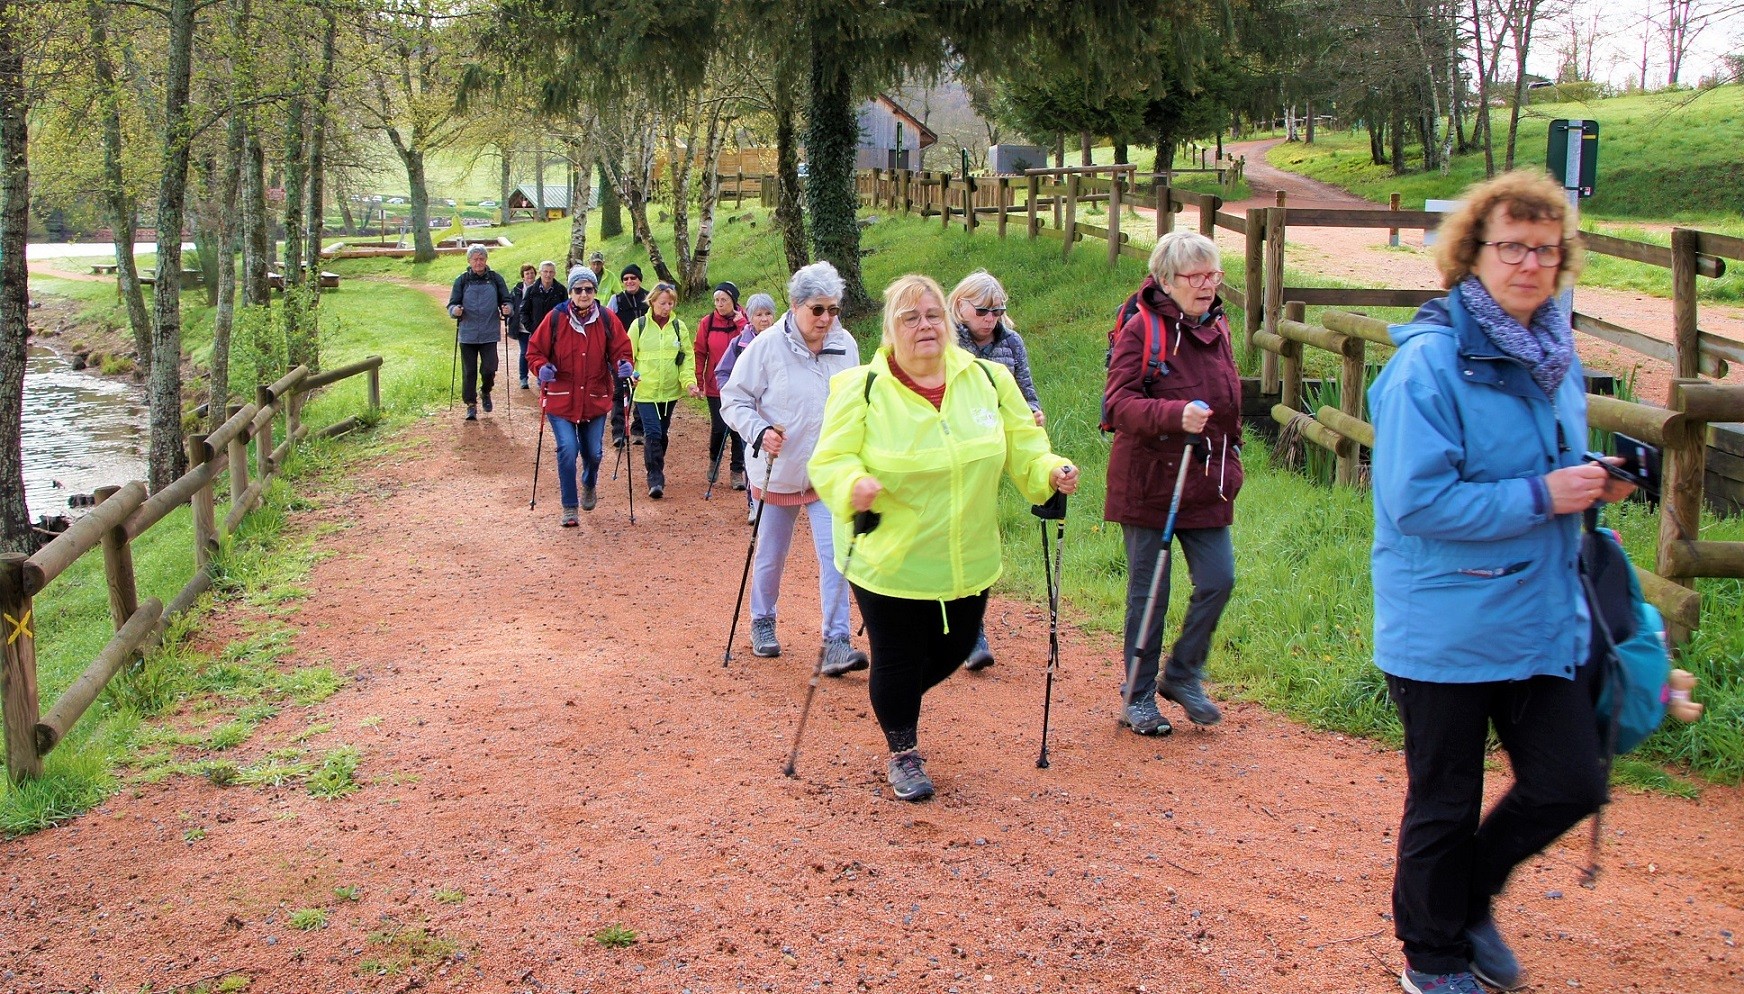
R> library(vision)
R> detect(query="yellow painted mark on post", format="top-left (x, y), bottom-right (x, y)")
top-left (4, 608), bottom-right (32, 645)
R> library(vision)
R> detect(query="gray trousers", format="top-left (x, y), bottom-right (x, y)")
top-left (1120, 524), bottom-right (1235, 701)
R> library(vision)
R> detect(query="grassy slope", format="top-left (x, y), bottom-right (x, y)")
top-left (11, 200), bottom-right (1738, 830)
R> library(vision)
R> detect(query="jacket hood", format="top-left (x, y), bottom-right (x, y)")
top-left (1388, 295), bottom-right (1454, 347)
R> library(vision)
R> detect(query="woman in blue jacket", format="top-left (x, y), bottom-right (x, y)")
top-left (1369, 171), bottom-right (1633, 994)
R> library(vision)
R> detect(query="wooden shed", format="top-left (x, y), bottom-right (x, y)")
top-left (855, 94), bottom-right (937, 171)
top-left (508, 183), bottom-right (574, 221)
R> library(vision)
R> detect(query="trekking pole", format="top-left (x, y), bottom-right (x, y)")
top-left (448, 320), bottom-right (460, 411)
top-left (1032, 489), bottom-right (1069, 769)
top-left (722, 433), bottom-right (781, 667)
top-left (623, 376), bottom-right (637, 524)
top-left (529, 390), bottom-right (547, 510)
top-left (784, 508), bottom-right (880, 777)
top-left (1121, 402), bottom-right (1209, 725)
top-left (703, 434), bottom-right (727, 499)
top-left (501, 319), bottom-right (511, 425)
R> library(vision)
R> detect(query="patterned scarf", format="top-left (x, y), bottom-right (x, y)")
top-left (1458, 275), bottom-right (1574, 397)
top-left (567, 301), bottom-right (595, 336)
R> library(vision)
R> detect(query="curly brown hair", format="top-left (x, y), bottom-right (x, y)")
top-left (1432, 170), bottom-right (1585, 291)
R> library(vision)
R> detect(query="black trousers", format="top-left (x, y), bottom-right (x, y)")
top-left (706, 395), bottom-right (745, 473)
top-left (851, 584), bottom-right (987, 753)
top-left (1386, 663), bottom-right (1609, 975)
top-left (610, 377), bottom-right (644, 442)
top-left (459, 341), bottom-right (498, 405)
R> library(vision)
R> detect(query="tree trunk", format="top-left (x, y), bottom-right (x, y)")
top-left (1389, 107), bottom-right (1407, 175)
top-left (680, 104), bottom-right (727, 297)
top-left (241, 128), bottom-right (270, 307)
top-left (598, 159), bottom-right (622, 238)
top-left (667, 126), bottom-right (695, 288)
top-left (567, 140), bottom-right (593, 267)
top-left (1369, 118), bottom-right (1388, 166)
top-left (303, 8), bottom-right (335, 292)
top-left (534, 147), bottom-right (546, 217)
top-left (282, 96), bottom-right (306, 289)
top-left (1113, 141), bottom-right (1128, 164)
top-left (148, 0), bottom-right (198, 493)
top-left (89, 0), bottom-right (151, 372)
top-left (773, 77), bottom-right (807, 276)
top-left (499, 146), bottom-right (511, 225)
top-left (209, 111), bottom-right (242, 432)
top-left (1079, 130), bottom-right (1093, 166)
top-left (1505, 1), bottom-right (1538, 172)
top-left (1472, 0), bottom-right (1494, 177)
top-left (1053, 133), bottom-right (1064, 169)
top-left (0, 0), bottom-right (31, 551)
top-left (392, 132), bottom-right (435, 263)
top-left (1305, 102), bottom-right (1315, 144)
top-left (806, 44), bottom-right (871, 315)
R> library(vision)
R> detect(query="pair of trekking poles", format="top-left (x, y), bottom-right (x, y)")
top-left (529, 372), bottom-right (639, 525)
top-left (448, 317), bottom-right (513, 425)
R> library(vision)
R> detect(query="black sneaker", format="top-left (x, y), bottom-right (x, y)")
top-left (613, 436), bottom-right (627, 449)
top-left (464, 404), bottom-right (477, 421)
top-left (962, 631), bottom-right (994, 671)
top-left (481, 393), bottom-right (494, 413)
top-left (886, 750), bottom-right (934, 802)
top-left (649, 484), bottom-right (664, 499)
top-left (1160, 677), bottom-right (1223, 726)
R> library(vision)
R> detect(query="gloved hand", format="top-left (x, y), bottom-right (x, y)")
top-left (537, 364), bottom-right (558, 385)
top-left (616, 360), bottom-right (637, 380)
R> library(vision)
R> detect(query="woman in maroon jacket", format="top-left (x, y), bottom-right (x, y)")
top-left (1103, 230), bottom-right (1244, 736)
top-left (694, 281), bottom-right (752, 490)
top-left (527, 266), bottom-right (634, 526)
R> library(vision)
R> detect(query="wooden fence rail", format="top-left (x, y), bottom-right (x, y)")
top-left (1, 357), bottom-right (383, 783)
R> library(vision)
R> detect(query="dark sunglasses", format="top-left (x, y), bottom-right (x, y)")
top-left (653, 282), bottom-right (677, 293)
top-left (806, 304), bottom-right (842, 317)
top-left (570, 285), bottom-right (595, 294)
top-left (973, 306), bottom-right (1007, 317)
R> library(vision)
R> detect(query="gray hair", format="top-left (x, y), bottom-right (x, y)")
top-left (466, 244), bottom-right (489, 260)
top-left (744, 292), bottom-right (777, 316)
top-left (538, 259), bottom-right (557, 272)
top-left (1147, 231), bottom-right (1219, 284)
top-left (787, 261), bottom-right (845, 308)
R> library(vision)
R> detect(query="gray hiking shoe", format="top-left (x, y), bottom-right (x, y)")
top-left (560, 507), bottom-right (579, 528)
top-left (1400, 969), bottom-right (1484, 994)
top-left (750, 616), bottom-right (781, 657)
top-left (820, 636), bottom-right (869, 677)
top-left (581, 485), bottom-right (597, 511)
top-left (1161, 676), bottom-right (1223, 726)
top-left (1466, 918), bottom-right (1523, 991)
top-left (1121, 696), bottom-right (1173, 736)
top-left (885, 750), bottom-right (934, 802)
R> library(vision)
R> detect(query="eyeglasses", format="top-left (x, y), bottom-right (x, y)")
top-left (806, 304), bottom-right (842, 317)
top-left (899, 309), bottom-right (947, 330)
top-left (1482, 241), bottom-right (1563, 267)
top-left (570, 286), bottom-right (595, 295)
top-left (972, 306), bottom-right (1007, 317)
top-left (1175, 271), bottom-right (1224, 288)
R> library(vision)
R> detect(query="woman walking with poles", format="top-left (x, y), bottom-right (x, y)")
top-left (446, 245), bottom-right (512, 421)
top-left (624, 281), bottom-right (695, 499)
top-left (720, 263), bottom-right (866, 674)
top-left (1104, 230), bottom-right (1244, 737)
top-left (697, 281), bottom-right (752, 491)
top-left (526, 266), bottom-right (634, 526)
top-left (809, 273), bottom-right (1078, 803)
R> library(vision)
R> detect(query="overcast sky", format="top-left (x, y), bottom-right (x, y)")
top-left (1525, 0), bottom-right (1741, 87)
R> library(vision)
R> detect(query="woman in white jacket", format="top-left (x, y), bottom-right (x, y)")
top-left (721, 262), bottom-right (868, 676)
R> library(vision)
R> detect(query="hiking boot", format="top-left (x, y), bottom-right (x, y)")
top-left (820, 636), bottom-right (869, 677)
top-left (464, 404), bottom-right (478, 421)
top-left (520, 376), bottom-right (530, 389)
top-left (885, 750), bottom-right (934, 802)
top-left (649, 484), bottom-right (664, 499)
top-left (613, 435), bottom-right (627, 449)
top-left (1400, 969), bottom-right (1484, 994)
top-left (750, 616), bottom-right (781, 657)
top-left (481, 392), bottom-right (494, 413)
top-left (962, 631), bottom-right (994, 671)
top-left (1121, 696), bottom-right (1173, 736)
top-left (1161, 675), bottom-right (1223, 726)
top-left (581, 486), bottom-right (597, 512)
top-left (1466, 918), bottom-right (1524, 991)
top-left (560, 507), bottom-right (579, 528)
top-left (707, 462), bottom-right (720, 485)
top-left (731, 470), bottom-right (747, 491)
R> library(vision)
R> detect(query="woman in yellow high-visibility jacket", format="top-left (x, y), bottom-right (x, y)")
top-left (809, 273), bottom-right (1079, 802)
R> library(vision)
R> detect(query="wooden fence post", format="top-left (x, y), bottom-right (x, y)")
top-left (1199, 194), bottom-right (1219, 238)
top-left (256, 384), bottom-right (275, 481)
top-left (367, 366), bottom-right (381, 413)
top-left (93, 486), bottom-right (139, 633)
top-left (1276, 190), bottom-right (1287, 208)
top-left (997, 178), bottom-right (1010, 238)
top-left (1660, 378), bottom-right (1707, 647)
top-left (1063, 173), bottom-right (1079, 261)
top-left (1027, 175), bottom-right (1039, 239)
top-left (1107, 176), bottom-right (1122, 268)
top-left (1672, 229), bottom-right (1700, 379)
top-left (1, 552), bottom-right (43, 782)
top-left (1281, 301), bottom-right (1305, 416)
top-left (188, 433), bottom-right (216, 569)
top-left (1337, 330), bottom-right (1367, 488)
top-left (1156, 181), bottom-right (1172, 237)
top-left (1244, 208), bottom-right (1265, 355)
top-left (1262, 207), bottom-right (1285, 394)
top-left (1388, 193), bottom-right (1401, 248)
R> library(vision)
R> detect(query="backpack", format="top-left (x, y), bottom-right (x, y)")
top-left (632, 314), bottom-right (686, 367)
top-left (1100, 292), bottom-right (1170, 434)
top-left (1580, 519), bottom-right (1671, 756)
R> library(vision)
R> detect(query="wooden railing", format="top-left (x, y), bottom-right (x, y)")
top-left (1, 357), bottom-right (383, 783)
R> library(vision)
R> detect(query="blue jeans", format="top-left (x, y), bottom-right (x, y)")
top-left (1120, 524), bottom-right (1235, 701)
top-left (751, 499), bottom-right (850, 640)
top-left (547, 413), bottom-right (606, 509)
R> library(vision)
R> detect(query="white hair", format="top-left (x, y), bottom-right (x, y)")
top-left (466, 244), bottom-right (489, 260)
top-left (1147, 231), bottom-right (1219, 284)
top-left (744, 293), bottom-right (777, 316)
top-left (787, 261), bottom-right (845, 307)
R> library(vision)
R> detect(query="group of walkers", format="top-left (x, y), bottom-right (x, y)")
top-left (447, 168), bottom-right (1638, 994)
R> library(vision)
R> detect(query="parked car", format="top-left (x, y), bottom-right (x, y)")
top-left (479, 199), bottom-right (498, 208)
top-left (388, 197), bottom-right (406, 205)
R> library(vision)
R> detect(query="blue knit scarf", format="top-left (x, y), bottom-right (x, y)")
top-left (1458, 276), bottom-right (1574, 397)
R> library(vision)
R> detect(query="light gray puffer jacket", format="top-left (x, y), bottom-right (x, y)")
top-left (720, 312), bottom-right (861, 495)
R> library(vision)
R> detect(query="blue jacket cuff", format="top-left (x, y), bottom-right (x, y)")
top-left (1528, 476), bottom-right (1549, 518)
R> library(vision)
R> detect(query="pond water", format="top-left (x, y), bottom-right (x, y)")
top-left (22, 342), bottom-right (149, 521)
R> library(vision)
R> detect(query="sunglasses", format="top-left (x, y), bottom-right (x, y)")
top-left (570, 286), bottom-right (595, 295)
top-left (806, 304), bottom-right (842, 317)
top-left (972, 306), bottom-right (1007, 317)
top-left (653, 282), bottom-right (677, 293)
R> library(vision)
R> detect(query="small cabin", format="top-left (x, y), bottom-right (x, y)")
top-left (507, 183), bottom-right (576, 221)
top-left (855, 94), bottom-right (938, 171)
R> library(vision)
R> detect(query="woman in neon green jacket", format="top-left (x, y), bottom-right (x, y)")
top-left (809, 273), bottom-right (1079, 802)
top-left (624, 281), bottom-right (696, 498)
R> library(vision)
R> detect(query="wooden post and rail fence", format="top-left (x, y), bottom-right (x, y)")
top-left (2, 357), bottom-right (383, 785)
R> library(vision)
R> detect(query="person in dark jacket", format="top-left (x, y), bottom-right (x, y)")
top-left (519, 260), bottom-right (566, 389)
top-left (695, 281), bottom-right (751, 490)
top-left (445, 245), bottom-right (512, 420)
top-left (508, 263), bottom-right (537, 389)
top-left (526, 266), bottom-right (635, 526)
top-left (608, 264), bottom-right (650, 446)
top-left (1103, 230), bottom-right (1244, 736)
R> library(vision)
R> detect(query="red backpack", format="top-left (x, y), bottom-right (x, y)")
top-left (1100, 292), bottom-right (1170, 434)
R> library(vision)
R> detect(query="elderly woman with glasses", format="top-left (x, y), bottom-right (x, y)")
top-left (809, 273), bottom-right (1078, 803)
top-left (1104, 230), bottom-right (1244, 738)
top-left (1369, 171), bottom-right (1632, 994)
top-left (720, 262), bottom-right (869, 676)
top-left (526, 266), bottom-right (634, 527)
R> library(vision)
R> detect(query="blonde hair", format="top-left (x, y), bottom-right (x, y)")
top-left (646, 283), bottom-right (678, 306)
top-left (880, 274), bottom-right (953, 351)
top-left (1434, 170), bottom-right (1585, 291)
top-left (946, 270), bottom-right (1015, 332)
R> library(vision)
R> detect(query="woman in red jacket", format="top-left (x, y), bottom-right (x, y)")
top-left (694, 281), bottom-right (752, 490)
top-left (527, 266), bottom-right (634, 526)
top-left (1103, 231), bottom-right (1244, 736)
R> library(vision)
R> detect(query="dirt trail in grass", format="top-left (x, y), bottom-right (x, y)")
top-left (1216, 138), bottom-right (1744, 404)
top-left (4, 355), bottom-right (1742, 992)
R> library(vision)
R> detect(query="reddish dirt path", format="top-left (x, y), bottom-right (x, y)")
top-left (4, 393), bottom-right (1741, 992)
top-left (1214, 139), bottom-right (1744, 404)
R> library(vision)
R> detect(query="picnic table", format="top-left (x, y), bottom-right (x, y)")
top-left (90, 263), bottom-right (118, 276)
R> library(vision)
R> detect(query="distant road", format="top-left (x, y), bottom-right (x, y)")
top-left (26, 241), bottom-right (193, 260)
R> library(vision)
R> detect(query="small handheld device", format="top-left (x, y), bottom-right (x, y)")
top-left (1611, 432), bottom-right (1661, 495)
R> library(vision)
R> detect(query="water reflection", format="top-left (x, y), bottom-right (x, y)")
top-left (23, 341), bottom-right (148, 519)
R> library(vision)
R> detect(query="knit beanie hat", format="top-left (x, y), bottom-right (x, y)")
top-left (567, 266), bottom-right (598, 290)
top-left (621, 263), bottom-right (643, 280)
top-left (714, 281), bottom-right (740, 305)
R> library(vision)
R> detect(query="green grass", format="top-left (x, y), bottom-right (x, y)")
top-left (593, 923), bottom-right (638, 948)
top-left (288, 907), bottom-right (329, 931)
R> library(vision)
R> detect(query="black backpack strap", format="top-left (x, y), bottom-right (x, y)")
top-left (864, 368), bottom-right (877, 403)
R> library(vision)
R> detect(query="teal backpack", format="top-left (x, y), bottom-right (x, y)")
top-left (1581, 519), bottom-right (1670, 756)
